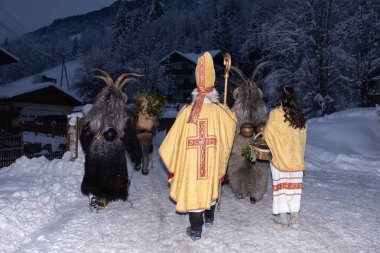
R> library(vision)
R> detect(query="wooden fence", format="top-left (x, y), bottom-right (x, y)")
top-left (0, 123), bottom-right (67, 168)
top-left (24, 151), bottom-right (65, 160)
top-left (22, 123), bottom-right (66, 136)
top-left (1, 116), bottom-right (175, 167)
top-left (0, 132), bottom-right (23, 168)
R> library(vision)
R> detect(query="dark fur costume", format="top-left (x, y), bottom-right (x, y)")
top-left (80, 85), bottom-right (142, 202)
top-left (227, 74), bottom-right (269, 203)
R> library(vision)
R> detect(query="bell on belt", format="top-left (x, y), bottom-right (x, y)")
top-left (240, 122), bottom-right (255, 138)
top-left (254, 122), bottom-right (266, 135)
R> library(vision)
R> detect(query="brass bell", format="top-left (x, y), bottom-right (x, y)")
top-left (254, 122), bottom-right (266, 134)
top-left (240, 122), bottom-right (255, 138)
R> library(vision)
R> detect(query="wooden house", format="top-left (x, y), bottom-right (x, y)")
top-left (0, 61), bottom-right (82, 130)
top-left (160, 50), bottom-right (225, 103)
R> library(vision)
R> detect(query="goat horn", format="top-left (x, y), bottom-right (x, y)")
top-left (229, 79), bottom-right (241, 86)
top-left (115, 72), bottom-right (143, 89)
top-left (256, 72), bottom-right (272, 87)
top-left (91, 68), bottom-right (114, 86)
top-left (230, 66), bottom-right (247, 82)
top-left (251, 61), bottom-right (271, 82)
top-left (118, 77), bottom-right (141, 89)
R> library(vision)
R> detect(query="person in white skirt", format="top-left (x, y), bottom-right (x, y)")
top-left (263, 85), bottom-right (307, 228)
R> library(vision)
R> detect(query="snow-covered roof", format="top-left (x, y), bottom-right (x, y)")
top-left (0, 46), bottom-right (19, 65)
top-left (160, 50), bottom-right (222, 64)
top-left (0, 60), bottom-right (83, 103)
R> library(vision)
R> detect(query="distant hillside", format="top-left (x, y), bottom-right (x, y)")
top-left (27, 1), bottom-right (143, 42)
top-left (1, 0), bottom-right (377, 115)
top-left (0, 0), bottom-right (142, 84)
top-left (1, 0), bottom-right (252, 86)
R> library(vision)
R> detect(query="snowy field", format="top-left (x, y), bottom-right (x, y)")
top-left (0, 107), bottom-right (379, 253)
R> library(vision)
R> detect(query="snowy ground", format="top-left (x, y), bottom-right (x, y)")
top-left (0, 107), bottom-right (379, 253)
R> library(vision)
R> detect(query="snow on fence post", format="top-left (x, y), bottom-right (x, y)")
top-left (67, 112), bottom-right (84, 160)
top-left (66, 121), bottom-right (70, 153)
top-left (76, 117), bottom-right (84, 158)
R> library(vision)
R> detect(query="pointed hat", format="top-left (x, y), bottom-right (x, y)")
top-left (187, 51), bottom-right (215, 124)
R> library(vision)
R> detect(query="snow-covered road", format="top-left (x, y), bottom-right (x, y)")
top-left (0, 108), bottom-right (379, 253)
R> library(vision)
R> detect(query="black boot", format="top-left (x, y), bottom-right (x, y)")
top-left (186, 227), bottom-right (202, 241)
top-left (204, 204), bottom-right (216, 227)
top-left (187, 212), bottom-right (203, 240)
top-left (89, 194), bottom-right (98, 213)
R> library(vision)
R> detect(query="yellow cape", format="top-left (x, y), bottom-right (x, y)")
top-left (263, 107), bottom-right (307, 172)
top-left (159, 103), bottom-right (237, 212)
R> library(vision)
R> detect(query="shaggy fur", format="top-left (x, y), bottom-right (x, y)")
top-left (227, 81), bottom-right (269, 202)
top-left (85, 87), bottom-right (128, 135)
top-left (80, 86), bottom-right (142, 202)
top-left (136, 131), bottom-right (153, 175)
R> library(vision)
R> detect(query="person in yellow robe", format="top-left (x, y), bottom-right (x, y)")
top-left (159, 51), bottom-right (237, 240)
top-left (263, 85), bottom-right (307, 228)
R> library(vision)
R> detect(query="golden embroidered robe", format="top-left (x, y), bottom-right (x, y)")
top-left (264, 106), bottom-right (307, 172)
top-left (159, 103), bottom-right (237, 212)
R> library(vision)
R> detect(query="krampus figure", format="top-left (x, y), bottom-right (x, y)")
top-left (80, 69), bottom-right (142, 212)
top-left (134, 92), bottom-right (165, 175)
top-left (227, 62), bottom-right (271, 204)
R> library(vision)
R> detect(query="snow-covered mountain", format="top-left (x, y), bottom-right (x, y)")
top-left (1, 0), bottom-right (379, 115)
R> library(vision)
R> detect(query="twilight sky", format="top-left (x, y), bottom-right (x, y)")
top-left (0, 0), bottom-right (117, 39)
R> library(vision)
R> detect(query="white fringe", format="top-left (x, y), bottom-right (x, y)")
top-left (191, 88), bottom-right (220, 103)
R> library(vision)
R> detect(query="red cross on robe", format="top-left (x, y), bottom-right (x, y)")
top-left (186, 119), bottom-right (217, 179)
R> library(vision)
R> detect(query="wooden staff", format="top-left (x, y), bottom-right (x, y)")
top-left (218, 53), bottom-right (232, 211)
top-left (223, 53), bottom-right (231, 105)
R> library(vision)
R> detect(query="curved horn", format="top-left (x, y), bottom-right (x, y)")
top-left (114, 73), bottom-right (143, 89)
top-left (230, 66), bottom-right (247, 82)
top-left (256, 72), bottom-right (272, 87)
top-left (92, 68), bottom-right (114, 86)
top-left (118, 77), bottom-right (141, 89)
top-left (251, 61), bottom-right (271, 82)
top-left (115, 72), bottom-right (144, 89)
top-left (229, 79), bottom-right (241, 86)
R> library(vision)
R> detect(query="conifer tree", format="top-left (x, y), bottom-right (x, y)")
top-left (212, 9), bottom-right (232, 54)
top-left (346, 0), bottom-right (380, 106)
top-left (112, 0), bottom-right (132, 65)
top-left (149, 0), bottom-right (164, 22)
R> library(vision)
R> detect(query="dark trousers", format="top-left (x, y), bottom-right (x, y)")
top-left (204, 204), bottom-right (216, 221)
top-left (189, 212), bottom-right (203, 232)
top-left (189, 204), bottom-right (216, 232)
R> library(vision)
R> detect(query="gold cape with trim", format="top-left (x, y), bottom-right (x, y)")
top-left (159, 103), bottom-right (237, 212)
top-left (264, 106), bottom-right (307, 172)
